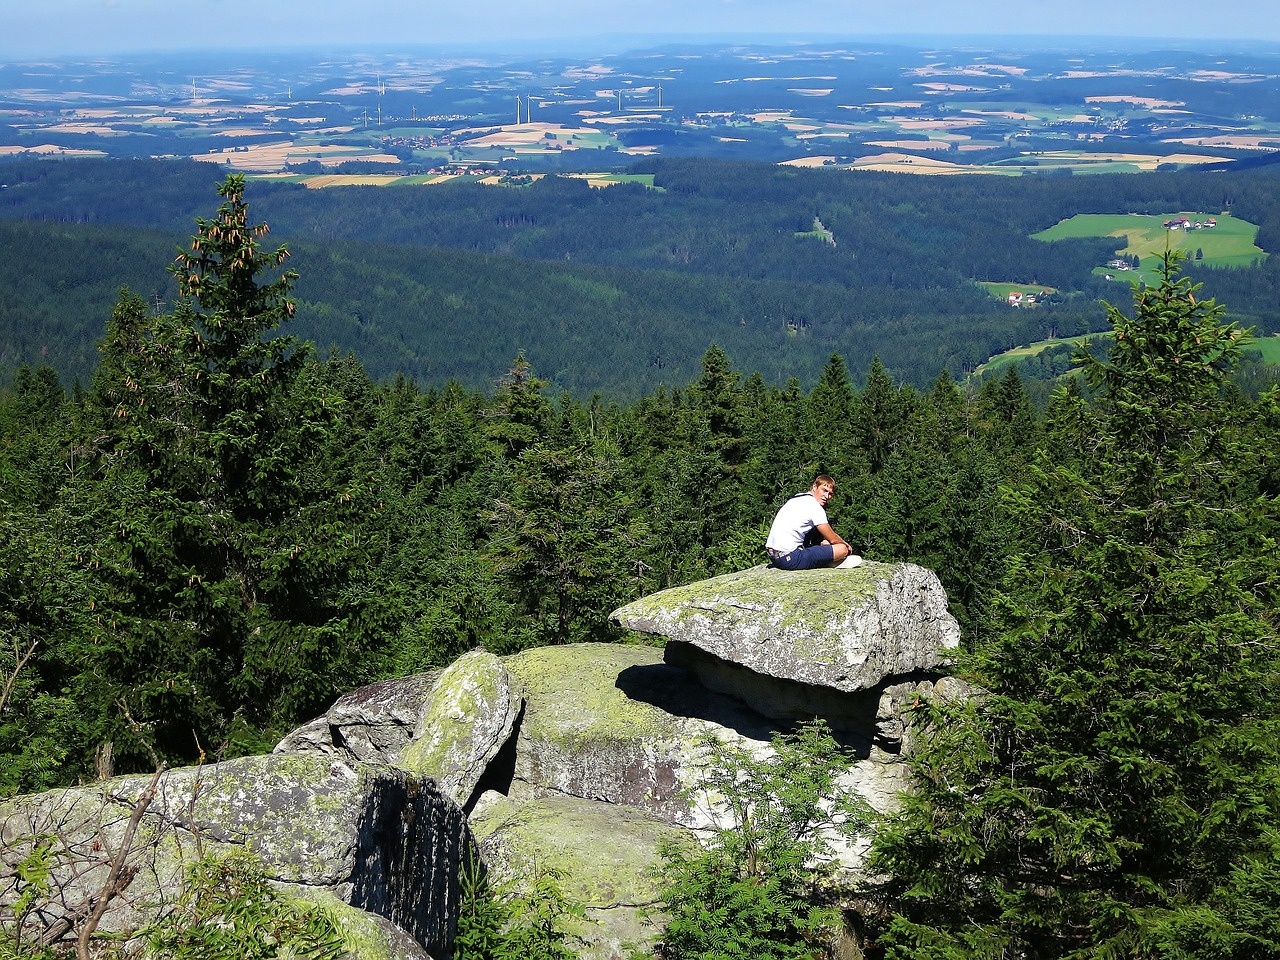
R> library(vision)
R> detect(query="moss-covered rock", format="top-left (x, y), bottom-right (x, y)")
top-left (398, 650), bottom-right (520, 810)
top-left (303, 890), bottom-right (437, 960)
top-left (0, 755), bottom-right (469, 959)
top-left (471, 790), bottom-right (692, 960)
top-left (610, 562), bottom-right (959, 696)
top-left (502, 643), bottom-right (774, 824)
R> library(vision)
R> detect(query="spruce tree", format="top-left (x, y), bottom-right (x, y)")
top-left (87, 175), bottom-right (354, 764)
top-left (868, 251), bottom-right (1280, 959)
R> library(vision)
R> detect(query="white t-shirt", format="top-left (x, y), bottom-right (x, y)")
top-left (766, 492), bottom-right (827, 554)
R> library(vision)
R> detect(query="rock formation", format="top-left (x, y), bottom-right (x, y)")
top-left (0, 754), bottom-right (471, 959)
top-left (2, 560), bottom-right (959, 960)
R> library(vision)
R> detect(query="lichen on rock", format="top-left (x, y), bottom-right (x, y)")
top-left (611, 561), bottom-right (959, 696)
top-left (397, 650), bottom-right (520, 809)
top-left (471, 790), bottom-right (692, 960)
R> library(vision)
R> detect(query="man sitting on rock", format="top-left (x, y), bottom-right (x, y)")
top-left (765, 474), bottom-right (862, 570)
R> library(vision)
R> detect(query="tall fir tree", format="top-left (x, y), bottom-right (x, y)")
top-left (86, 175), bottom-right (357, 765)
top-left (868, 251), bottom-right (1280, 959)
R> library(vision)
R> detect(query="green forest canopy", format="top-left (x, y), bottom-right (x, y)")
top-left (2, 156), bottom-right (1280, 396)
top-left (2, 173), bottom-right (1278, 960)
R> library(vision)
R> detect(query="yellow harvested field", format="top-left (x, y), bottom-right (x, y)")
top-left (45, 123), bottom-right (118, 134)
top-left (910, 63), bottom-right (1027, 77)
top-left (916, 82), bottom-right (989, 92)
top-left (1191, 70), bottom-right (1264, 80)
top-left (1165, 135), bottom-right (1280, 151)
top-left (1159, 153), bottom-right (1237, 165)
top-left (780, 156), bottom-right (834, 167)
top-left (963, 109), bottom-right (1038, 121)
top-left (1029, 150), bottom-right (1235, 168)
top-left (849, 152), bottom-right (967, 172)
top-left (170, 103), bottom-right (273, 116)
top-left (895, 118), bottom-right (984, 130)
top-left (1086, 95), bottom-right (1183, 108)
top-left (196, 140), bottom-right (402, 171)
top-left (563, 64), bottom-right (615, 78)
top-left (301, 175), bottom-right (405, 187)
top-left (0, 144), bottom-right (105, 157)
top-left (456, 122), bottom-right (601, 146)
top-left (866, 139), bottom-right (952, 151)
top-left (584, 114), bottom-right (653, 125)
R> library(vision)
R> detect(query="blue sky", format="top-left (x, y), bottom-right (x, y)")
top-left (3, 0), bottom-right (1278, 57)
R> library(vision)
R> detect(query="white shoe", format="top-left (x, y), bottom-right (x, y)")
top-left (834, 555), bottom-right (863, 569)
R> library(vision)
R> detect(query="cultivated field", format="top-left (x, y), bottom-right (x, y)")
top-left (1034, 212), bottom-right (1265, 281)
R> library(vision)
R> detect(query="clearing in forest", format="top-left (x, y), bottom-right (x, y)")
top-left (1034, 212), bottom-right (1265, 281)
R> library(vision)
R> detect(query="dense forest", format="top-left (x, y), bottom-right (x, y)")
top-left (0, 174), bottom-right (1042, 787)
top-left (2, 170), bottom-right (1278, 959)
top-left (2, 156), bottom-right (1280, 396)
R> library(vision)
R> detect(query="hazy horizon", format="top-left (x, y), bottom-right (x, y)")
top-left (5, 0), bottom-right (1280, 59)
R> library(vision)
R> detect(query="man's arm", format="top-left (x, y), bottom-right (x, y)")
top-left (814, 522), bottom-right (847, 548)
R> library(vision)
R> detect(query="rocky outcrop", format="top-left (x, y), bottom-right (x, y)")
top-left (611, 561), bottom-right (958, 699)
top-left (0, 754), bottom-right (471, 959)
top-left (5, 560), bottom-right (961, 960)
top-left (398, 650), bottom-right (521, 811)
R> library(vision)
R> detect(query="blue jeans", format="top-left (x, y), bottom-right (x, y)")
top-left (769, 544), bottom-right (835, 570)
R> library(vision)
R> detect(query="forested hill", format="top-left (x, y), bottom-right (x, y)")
top-left (3, 172), bottom-right (1279, 959)
top-left (2, 156), bottom-right (1280, 394)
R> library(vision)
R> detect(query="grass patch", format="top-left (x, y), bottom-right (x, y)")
top-left (978, 281), bottom-right (1057, 302)
top-left (975, 333), bottom-right (1108, 377)
top-left (1247, 334), bottom-right (1280, 364)
top-left (1034, 212), bottom-right (1265, 283)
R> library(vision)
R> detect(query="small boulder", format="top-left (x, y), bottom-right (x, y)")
top-left (398, 650), bottom-right (521, 810)
top-left (275, 671), bottom-right (441, 764)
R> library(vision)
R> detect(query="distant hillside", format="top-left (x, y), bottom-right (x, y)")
top-left (1, 156), bottom-right (1278, 394)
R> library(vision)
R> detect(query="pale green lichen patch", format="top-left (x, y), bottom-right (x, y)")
top-left (618, 563), bottom-right (884, 629)
top-left (613, 563), bottom-right (891, 667)
top-left (399, 650), bottom-right (508, 782)
top-left (473, 793), bottom-right (690, 907)
top-left (505, 643), bottom-right (674, 749)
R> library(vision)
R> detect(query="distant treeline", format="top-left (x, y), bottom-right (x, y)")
top-left (1, 156), bottom-right (1279, 395)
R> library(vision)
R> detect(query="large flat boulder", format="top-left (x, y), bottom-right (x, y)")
top-left (610, 561), bottom-right (959, 700)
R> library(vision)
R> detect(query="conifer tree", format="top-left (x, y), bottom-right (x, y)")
top-left (87, 175), bottom-right (354, 764)
top-left (868, 251), bottom-right (1280, 959)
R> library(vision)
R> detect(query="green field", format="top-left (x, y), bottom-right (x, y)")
top-left (977, 281), bottom-right (1058, 303)
top-left (1034, 212), bottom-right (1265, 283)
top-left (1250, 335), bottom-right (1280, 364)
top-left (978, 331), bottom-right (1280, 377)
top-left (974, 334), bottom-right (1105, 376)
